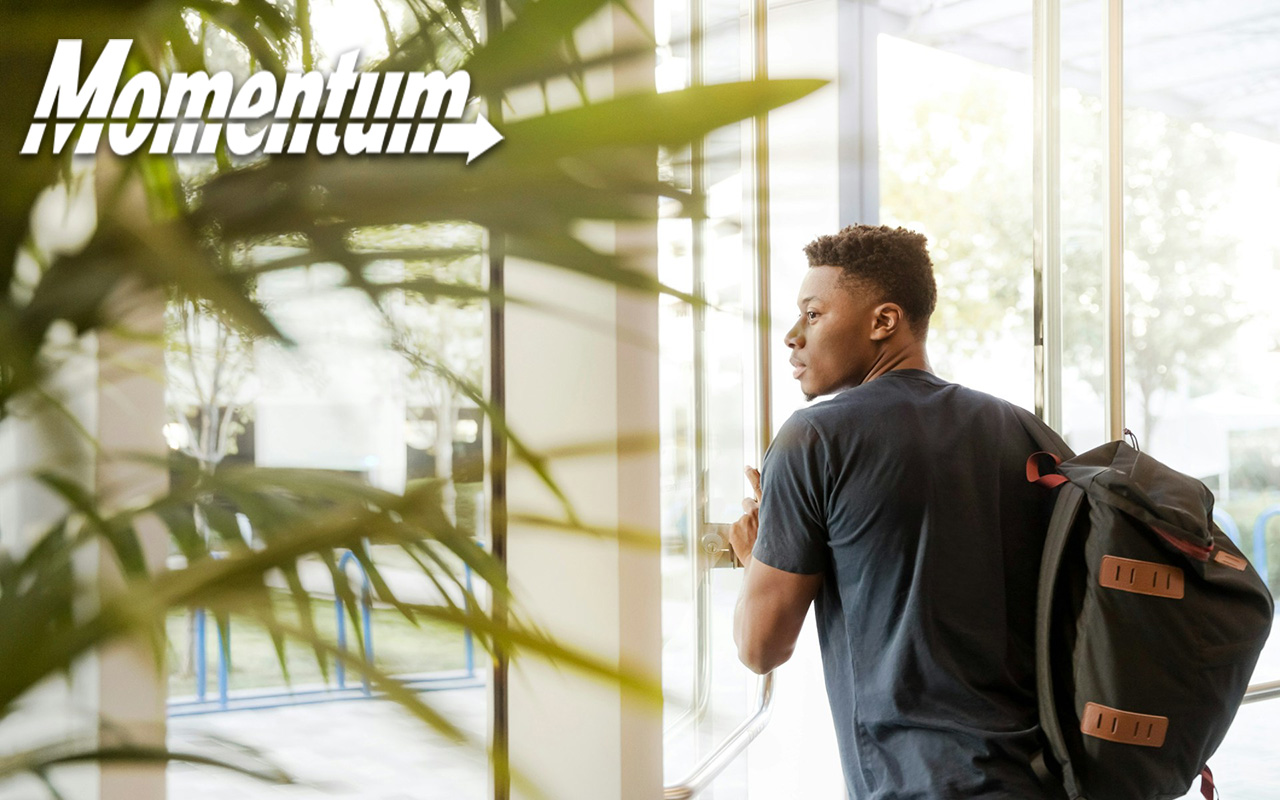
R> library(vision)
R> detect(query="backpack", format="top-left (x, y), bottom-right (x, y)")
top-left (1016, 409), bottom-right (1274, 800)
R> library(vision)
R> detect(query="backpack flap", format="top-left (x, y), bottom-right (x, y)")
top-left (1038, 440), bottom-right (1274, 800)
top-left (1061, 441), bottom-right (1215, 575)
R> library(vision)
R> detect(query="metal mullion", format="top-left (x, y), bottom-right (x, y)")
top-left (482, 3), bottom-right (508, 799)
top-left (689, 0), bottom-right (714, 734)
top-left (751, 0), bottom-right (772, 458)
top-left (1102, 0), bottom-right (1125, 440)
top-left (1033, 0), bottom-right (1063, 431)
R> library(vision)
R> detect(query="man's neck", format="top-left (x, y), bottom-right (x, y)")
top-left (863, 345), bottom-right (932, 383)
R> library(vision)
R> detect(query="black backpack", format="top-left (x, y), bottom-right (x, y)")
top-left (1017, 410), bottom-right (1274, 800)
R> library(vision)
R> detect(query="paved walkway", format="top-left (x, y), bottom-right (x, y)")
top-left (167, 686), bottom-right (488, 800)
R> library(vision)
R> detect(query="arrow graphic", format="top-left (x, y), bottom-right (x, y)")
top-left (433, 114), bottom-right (503, 164)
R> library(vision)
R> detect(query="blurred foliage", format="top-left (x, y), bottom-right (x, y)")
top-left (0, 0), bottom-right (824, 794)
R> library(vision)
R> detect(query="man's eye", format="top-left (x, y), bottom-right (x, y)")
top-left (806, 311), bottom-right (818, 321)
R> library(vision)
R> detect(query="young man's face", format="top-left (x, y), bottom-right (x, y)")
top-left (784, 265), bottom-right (881, 401)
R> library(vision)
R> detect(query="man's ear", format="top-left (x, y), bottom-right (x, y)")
top-left (869, 303), bottom-right (905, 341)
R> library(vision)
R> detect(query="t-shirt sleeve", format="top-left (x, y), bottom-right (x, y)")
top-left (753, 413), bottom-right (829, 575)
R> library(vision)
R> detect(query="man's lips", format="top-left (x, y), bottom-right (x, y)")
top-left (790, 359), bottom-right (805, 379)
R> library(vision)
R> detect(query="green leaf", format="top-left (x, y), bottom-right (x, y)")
top-left (492, 79), bottom-right (825, 161)
top-left (463, 0), bottom-right (613, 94)
top-left (0, 739), bottom-right (293, 788)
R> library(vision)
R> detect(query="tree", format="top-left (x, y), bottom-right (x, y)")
top-left (879, 46), bottom-right (1034, 375)
top-left (879, 41), bottom-right (1247, 447)
top-left (363, 221), bottom-right (487, 519)
top-left (165, 288), bottom-right (260, 676)
top-left (1061, 94), bottom-right (1247, 445)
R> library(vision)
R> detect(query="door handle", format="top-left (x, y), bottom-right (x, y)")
top-left (1243, 679), bottom-right (1280, 704)
top-left (663, 521), bottom-right (772, 799)
top-left (700, 522), bottom-right (740, 569)
top-left (663, 671), bottom-right (775, 800)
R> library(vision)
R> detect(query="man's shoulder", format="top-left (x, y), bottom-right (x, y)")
top-left (799, 369), bottom-right (1002, 417)
top-left (796, 373), bottom-right (1039, 445)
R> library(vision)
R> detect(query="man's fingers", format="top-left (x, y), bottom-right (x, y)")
top-left (728, 510), bottom-right (758, 564)
top-left (745, 466), bottom-right (762, 501)
top-left (742, 497), bottom-right (759, 514)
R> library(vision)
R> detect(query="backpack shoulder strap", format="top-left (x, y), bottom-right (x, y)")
top-left (1012, 404), bottom-right (1076, 460)
top-left (1037, 482), bottom-right (1086, 799)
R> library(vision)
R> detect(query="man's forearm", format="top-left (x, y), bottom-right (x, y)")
top-left (733, 551), bottom-right (823, 674)
top-left (735, 554), bottom-right (786, 674)
top-left (732, 553), bottom-right (755, 653)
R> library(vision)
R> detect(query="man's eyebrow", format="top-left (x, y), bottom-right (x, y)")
top-left (798, 295), bottom-right (818, 307)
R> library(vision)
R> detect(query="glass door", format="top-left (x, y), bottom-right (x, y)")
top-left (658, 0), bottom-right (768, 795)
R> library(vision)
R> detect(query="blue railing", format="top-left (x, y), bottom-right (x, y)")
top-left (333, 549), bottom-right (375, 695)
top-left (1252, 505), bottom-right (1280, 589)
top-left (1215, 506), bottom-right (1278, 590)
top-left (1213, 508), bottom-right (1242, 547)
top-left (170, 547), bottom-right (481, 716)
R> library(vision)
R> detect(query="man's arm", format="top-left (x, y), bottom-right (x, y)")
top-left (728, 467), bottom-right (824, 675)
top-left (733, 555), bottom-right (823, 674)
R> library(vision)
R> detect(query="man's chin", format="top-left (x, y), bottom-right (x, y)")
top-left (799, 379), bottom-right (818, 402)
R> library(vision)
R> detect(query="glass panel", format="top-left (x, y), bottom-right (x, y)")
top-left (659, 209), bottom-right (699, 738)
top-left (657, 0), bottom-right (701, 762)
top-left (879, 32), bottom-right (1035, 408)
top-left (1121, 3), bottom-right (1280, 795)
top-left (1059, 0), bottom-right (1108, 452)
top-left (166, 246), bottom-right (491, 800)
top-left (702, 0), bottom-right (753, 527)
top-left (658, 0), bottom-right (759, 793)
top-left (159, 4), bottom-right (495, 786)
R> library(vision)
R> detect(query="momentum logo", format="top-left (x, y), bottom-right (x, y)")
top-left (21, 40), bottom-right (503, 162)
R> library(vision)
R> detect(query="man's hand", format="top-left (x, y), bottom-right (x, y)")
top-left (728, 466), bottom-right (763, 565)
top-left (729, 463), bottom-right (822, 674)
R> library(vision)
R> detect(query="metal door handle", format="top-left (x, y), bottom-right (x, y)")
top-left (663, 671), bottom-right (774, 799)
top-left (700, 522), bottom-right (739, 569)
top-left (1243, 679), bottom-right (1280, 704)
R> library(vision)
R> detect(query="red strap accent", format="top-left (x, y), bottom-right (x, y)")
top-left (1026, 451), bottom-right (1068, 488)
top-left (1200, 765), bottom-right (1214, 800)
top-left (1153, 525), bottom-right (1213, 562)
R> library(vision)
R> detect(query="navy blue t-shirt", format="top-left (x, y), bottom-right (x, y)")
top-left (754, 369), bottom-right (1060, 799)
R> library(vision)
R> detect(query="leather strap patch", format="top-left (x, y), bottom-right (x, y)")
top-left (1081, 702), bottom-right (1168, 747)
top-left (1099, 555), bottom-right (1184, 599)
top-left (1214, 550), bottom-right (1247, 571)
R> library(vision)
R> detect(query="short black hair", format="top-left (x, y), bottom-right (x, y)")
top-left (802, 224), bottom-right (937, 338)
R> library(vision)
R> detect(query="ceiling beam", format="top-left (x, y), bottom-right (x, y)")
top-left (905, 0), bottom-right (1029, 44)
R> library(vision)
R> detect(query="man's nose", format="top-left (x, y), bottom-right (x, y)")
top-left (784, 320), bottom-right (803, 349)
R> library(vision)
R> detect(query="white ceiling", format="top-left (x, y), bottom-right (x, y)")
top-left (878, 0), bottom-right (1280, 143)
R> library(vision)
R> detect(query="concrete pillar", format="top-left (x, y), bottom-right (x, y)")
top-left (0, 298), bottom-right (168, 800)
top-left (0, 178), bottom-right (167, 799)
top-left (500, 6), bottom-right (663, 800)
top-left (90, 284), bottom-right (169, 800)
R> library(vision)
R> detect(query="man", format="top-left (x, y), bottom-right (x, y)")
top-left (728, 224), bottom-right (1060, 799)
